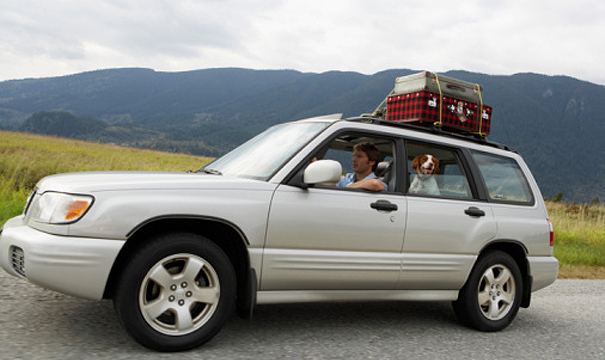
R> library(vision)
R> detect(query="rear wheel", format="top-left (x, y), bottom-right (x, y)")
top-left (113, 233), bottom-right (236, 351)
top-left (453, 251), bottom-right (522, 331)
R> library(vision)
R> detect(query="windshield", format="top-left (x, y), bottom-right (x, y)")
top-left (201, 122), bottom-right (329, 180)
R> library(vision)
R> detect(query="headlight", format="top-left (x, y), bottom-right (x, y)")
top-left (23, 190), bottom-right (36, 215)
top-left (28, 192), bottom-right (94, 224)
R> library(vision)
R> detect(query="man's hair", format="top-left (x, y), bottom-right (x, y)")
top-left (353, 142), bottom-right (381, 172)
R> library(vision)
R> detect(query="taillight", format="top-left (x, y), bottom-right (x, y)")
top-left (548, 220), bottom-right (554, 246)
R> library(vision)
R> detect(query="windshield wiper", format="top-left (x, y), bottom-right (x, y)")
top-left (197, 168), bottom-right (223, 175)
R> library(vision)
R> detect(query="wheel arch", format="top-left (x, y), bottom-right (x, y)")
top-left (103, 216), bottom-right (251, 306)
top-left (478, 239), bottom-right (532, 308)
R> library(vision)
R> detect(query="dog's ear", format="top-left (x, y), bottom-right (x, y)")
top-left (433, 157), bottom-right (440, 174)
top-left (411, 156), bottom-right (420, 171)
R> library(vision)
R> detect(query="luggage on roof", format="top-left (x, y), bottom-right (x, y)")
top-left (384, 71), bottom-right (492, 137)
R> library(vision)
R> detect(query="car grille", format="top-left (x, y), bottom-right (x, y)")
top-left (11, 246), bottom-right (26, 277)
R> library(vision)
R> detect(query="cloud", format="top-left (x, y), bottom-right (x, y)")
top-left (0, 0), bottom-right (604, 85)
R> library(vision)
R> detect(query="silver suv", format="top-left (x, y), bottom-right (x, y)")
top-left (0, 114), bottom-right (558, 351)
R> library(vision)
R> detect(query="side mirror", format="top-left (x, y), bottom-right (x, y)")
top-left (303, 160), bottom-right (342, 185)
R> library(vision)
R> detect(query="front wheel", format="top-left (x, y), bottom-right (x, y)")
top-left (113, 233), bottom-right (236, 351)
top-left (453, 251), bottom-right (523, 332)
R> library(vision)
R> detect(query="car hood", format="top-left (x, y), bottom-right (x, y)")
top-left (34, 171), bottom-right (275, 194)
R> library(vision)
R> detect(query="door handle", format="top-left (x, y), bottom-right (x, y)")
top-left (371, 201), bottom-right (398, 212)
top-left (464, 207), bottom-right (486, 217)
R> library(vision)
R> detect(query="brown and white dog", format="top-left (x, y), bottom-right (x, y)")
top-left (409, 154), bottom-right (440, 195)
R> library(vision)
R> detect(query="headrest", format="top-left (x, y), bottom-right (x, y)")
top-left (376, 161), bottom-right (391, 176)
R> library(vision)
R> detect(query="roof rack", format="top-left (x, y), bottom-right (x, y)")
top-left (345, 116), bottom-right (510, 151)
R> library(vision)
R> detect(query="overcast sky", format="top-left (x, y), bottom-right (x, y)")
top-left (1, 0), bottom-right (604, 85)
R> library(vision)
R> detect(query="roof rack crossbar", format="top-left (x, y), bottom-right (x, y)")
top-left (345, 117), bottom-right (510, 151)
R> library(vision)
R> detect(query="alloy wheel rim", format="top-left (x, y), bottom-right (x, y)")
top-left (139, 253), bottom-right (220, 336)
top-left (477, 264), bottom-right (516, 321)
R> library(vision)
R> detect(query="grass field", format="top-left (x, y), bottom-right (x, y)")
top-left (548, 201), bottom-right (605, 279)
top-left (1, 130), bottom-right (603, 278)
top-left (1, 130), bottom-right (211, 222)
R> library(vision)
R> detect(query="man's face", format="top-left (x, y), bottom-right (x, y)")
top-left (352, 150), bottom-right (374, 175)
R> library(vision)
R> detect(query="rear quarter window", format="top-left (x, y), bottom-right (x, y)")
top-left (471, 151), bottom-right (534, 204)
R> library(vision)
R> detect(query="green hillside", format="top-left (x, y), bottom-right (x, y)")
top-left (0, 129), bottom-right (211, 190)
top-left (1, 68), bottom-right (603, 203)
top-left (0, 129), bottom-right (211, 227)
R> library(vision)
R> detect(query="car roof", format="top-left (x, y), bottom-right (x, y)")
top-left (288, 114), bottom-right (513, 153)
top-left (342, 116), bottom-right (511, 152)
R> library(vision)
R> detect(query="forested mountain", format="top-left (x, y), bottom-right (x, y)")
top-left (0, 68), bottom-right (603, 203)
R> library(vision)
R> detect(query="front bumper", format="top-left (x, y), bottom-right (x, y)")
top-left (528, 255), bottom-right (559, 292)
top-left (0, 216), bottom-right (125, 300)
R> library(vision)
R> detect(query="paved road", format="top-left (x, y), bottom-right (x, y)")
top-left (1, 270), bottom-right (604, 360)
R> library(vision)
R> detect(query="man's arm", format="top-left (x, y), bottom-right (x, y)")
top-left (346, 178), bottom-right (386, 191)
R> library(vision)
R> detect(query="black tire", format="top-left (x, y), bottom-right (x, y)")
top-left (453, 250), bottom-right (523, 332)
top-left (113, 233), bottom-right (236, 351)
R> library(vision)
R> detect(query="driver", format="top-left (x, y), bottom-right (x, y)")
top-left (336, 142), bottom-right (387, 191)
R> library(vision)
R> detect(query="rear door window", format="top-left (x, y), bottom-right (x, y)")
top-left (471, 151), bottom-right (534, 204)
top-left (405, 142), bottom-right (473, 199)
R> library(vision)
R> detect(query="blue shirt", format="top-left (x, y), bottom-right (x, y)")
top-left (336, 172), bottom-right (387, 190)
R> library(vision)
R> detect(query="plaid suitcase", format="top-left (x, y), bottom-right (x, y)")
top-left (386, 72), bottom-right (492, 136)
